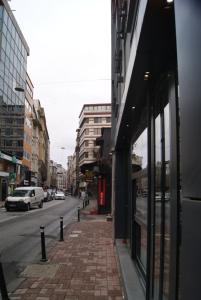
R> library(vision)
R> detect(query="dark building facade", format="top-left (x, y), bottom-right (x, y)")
top-left (111, 1), bottom-right (201, 299)
top-left (96, 128), bottom-right (112, 214)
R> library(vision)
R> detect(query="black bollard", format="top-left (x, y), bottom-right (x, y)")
top-left (40, 226), bottom-right (47, 262)
top-left (77, 207), bottom-right (80, 222)
top-left (59, 217), bottom-right (64, 241)
top-left (0, 255), bottom-right (9, 300)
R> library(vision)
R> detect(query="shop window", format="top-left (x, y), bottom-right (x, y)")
top-left (153, 103), bottom-right (171, 300)
top-left (132, 128), bottom-right (148, 272)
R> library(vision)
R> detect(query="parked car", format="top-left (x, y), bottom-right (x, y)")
top-left (5, 186), bottom-right (44, 211)
top-left (55, 191), bottom-right (65, 200)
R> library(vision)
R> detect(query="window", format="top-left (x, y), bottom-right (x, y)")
top-left (154, 114), bottom-right (162, 296)
top-left (85, 128), bottom-right (89, 135)
top-left (94, 117), bottom-right (102, 123)
top-left (133, 128), bottom-right (148, 271)
top-left (106, 117), bottom-right (111, 123)
top-left (94, 128), bottom-right (101, 135)
top-left (85, 141), bottom-right (89, 147)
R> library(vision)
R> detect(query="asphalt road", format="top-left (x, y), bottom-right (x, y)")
top-left (0, 196), bottom-right (80, 293)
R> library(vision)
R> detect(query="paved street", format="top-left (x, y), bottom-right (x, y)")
top-left (5, 199), bottom-right (124, 300)
top-left (0, 196), bottom-right (80, 292)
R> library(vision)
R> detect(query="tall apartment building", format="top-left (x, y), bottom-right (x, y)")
top-left (79, 103), bottom-right (111, 175)
top-left (22, 73), bottom-right (34, 183)
top-left (56, 164), bottom-right (66, 191)
top-left (31, 102), bottom-right (40, 185)
top-left (34, 99), bottom-right (50, 186)
top-left (49, 160), bottom-right (57, 188)
top-left (67, 154), bottom-right (76, 194)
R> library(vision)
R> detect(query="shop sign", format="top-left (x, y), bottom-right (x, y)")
top-left (12, 156), bottom-right (17, 163)
top-left (85, 170), bottom-right (94, 182)
top-left (9, 172), bottom-right (16, 182)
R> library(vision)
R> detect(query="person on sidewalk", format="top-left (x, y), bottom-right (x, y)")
top-left (81, 189), bottom-right (86, 201)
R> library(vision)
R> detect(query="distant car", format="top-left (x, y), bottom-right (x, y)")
top-left (55, 191), bottom-right (65, 200)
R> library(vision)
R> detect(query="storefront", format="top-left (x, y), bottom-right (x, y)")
top-left (0, 151), bottom-right (22, 201)
top-left (112, 0), bottom-right (201, 299)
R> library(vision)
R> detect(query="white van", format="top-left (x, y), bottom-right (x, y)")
top-left (5, 186), bottom-right (44, 211)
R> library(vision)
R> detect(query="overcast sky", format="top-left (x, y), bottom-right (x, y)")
top-left (10, 0), bottom-right (111, 168)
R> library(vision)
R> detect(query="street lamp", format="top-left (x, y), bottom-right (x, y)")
top-left (14, 85), bottom-right (25, 92)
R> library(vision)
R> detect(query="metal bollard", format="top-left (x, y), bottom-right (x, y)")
top-left (59, 217), bottom-right (64, 241)
top-left (0, 254), bottom-right (9, 300)
top-left (77, 207), bottom-right (80, 222)
top-left (40, 226), bottom-right (47, 262)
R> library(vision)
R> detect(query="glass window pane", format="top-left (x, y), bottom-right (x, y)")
top-left (133, 128), bottom-right (148, 270)
top-left (163, 103), bottom-right (170, 299)
top-left (154, 114), bottom-right (162, 298)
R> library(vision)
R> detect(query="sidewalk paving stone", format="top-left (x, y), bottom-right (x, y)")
top-left (8, 201), bottom-right (124, 300)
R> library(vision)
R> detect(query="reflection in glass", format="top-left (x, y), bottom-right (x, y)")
top-left (163, 104), bottom-right (170, 299)
top-left (133, 128), bottom-right (148, 270)
top-left (154, 114), bottom-right (162, 299)
top-left (0, 5), bottom-right (27, 159)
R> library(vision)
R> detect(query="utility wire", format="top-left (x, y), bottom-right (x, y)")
top-left (36, 78), bottom-right (111, 86)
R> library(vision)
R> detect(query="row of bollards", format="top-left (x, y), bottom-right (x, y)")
top-left (40, 216), bottom-right (65, 262)
top-left (0, 212), bottom-right (81, 298)
top-left (40, 209), bottom-right (81, 262)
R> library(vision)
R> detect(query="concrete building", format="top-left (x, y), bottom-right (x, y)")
top-left (79, 103), bottom-right (111, 192)
top-left (56, 164), bottom-right (66, 191)
top-left (31, 102), bottom-right (40, 185)
top-left (67, 155), bottom-right (76, 194)
top-left (49, 160), bottom-right (57, 188)
top-left (34, 99), bottom-right (50, 187)
top-left (111, 1), bottom-right (201, 300)
top-left (21, 73), bottom-right (34, 184)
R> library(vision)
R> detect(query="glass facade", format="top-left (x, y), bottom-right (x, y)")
top-left (154, 114), bottom-right (162, 298)
top-left (0, 5), bottom-right (28, 159)
top-left (132, 127), bottom-right (148, 275)
top-left (153, 103), bottom-right (171, 300)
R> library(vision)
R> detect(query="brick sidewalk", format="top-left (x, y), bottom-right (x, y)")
top-left (9, 205), bottom-right (124, 300)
